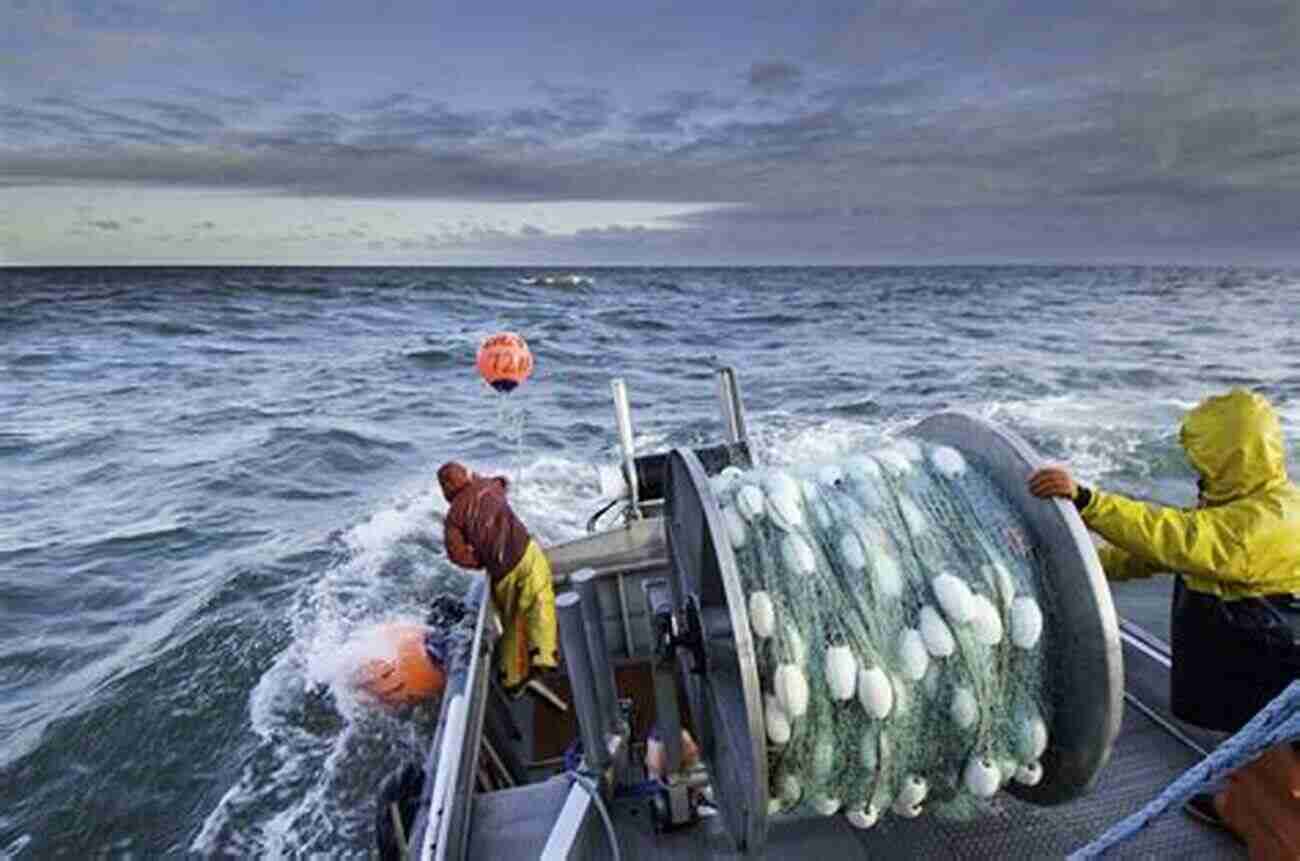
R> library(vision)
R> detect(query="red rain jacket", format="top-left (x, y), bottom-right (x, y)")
top-left (438, 463), bottom-right (531, 582)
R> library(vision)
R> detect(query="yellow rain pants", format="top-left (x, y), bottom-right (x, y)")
top-left (492, 539), bottom-right (558, 691)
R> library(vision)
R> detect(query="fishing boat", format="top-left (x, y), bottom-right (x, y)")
top-left (381, 368), bottom-right (1246, 860)
top-left (518, 274), bottom-right (593, 286)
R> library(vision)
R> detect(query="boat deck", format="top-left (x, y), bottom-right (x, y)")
top-left (603, 704), bottom-right (1242, 859)
top-left (464, 630), bottom-right (1244, 860)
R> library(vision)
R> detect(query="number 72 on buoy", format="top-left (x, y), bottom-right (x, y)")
top-left (476, 332), bottom-right (534, 393)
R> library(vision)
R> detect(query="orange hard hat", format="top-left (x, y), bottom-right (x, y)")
top-left (476, 332), bottom-right (533, 392)
top-left (354, 623), bottom-right (447, 707)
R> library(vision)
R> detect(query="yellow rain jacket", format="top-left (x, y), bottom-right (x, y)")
top-left (1081, 389), bottom-right (1300, 599)
top-left (1078, 389), bottom-right (1300, 731)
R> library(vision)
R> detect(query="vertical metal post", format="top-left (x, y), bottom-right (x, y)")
top-left (573, 568), bottom-right (619, 736)
top-left (643, 578), bottom-right (683, 774)
top-left (616, 573), bottom-right (634, 657)
top-left (556, 592), bottom-right (610, 773)
top-left (716, 366), bottom-right (748, 445)
top-left (611, 378), bottom-right (641, 517)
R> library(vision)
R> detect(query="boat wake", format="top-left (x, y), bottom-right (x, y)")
top-left (190, 455), bottom-right (595, 855)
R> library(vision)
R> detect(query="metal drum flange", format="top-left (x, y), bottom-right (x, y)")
top-left (664, 447), bottom-right (768, 852)
top-left (908, 411), bottom-right (1124, 803)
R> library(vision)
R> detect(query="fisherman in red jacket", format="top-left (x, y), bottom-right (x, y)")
top-left (438, 461), bottom-right (558, 692)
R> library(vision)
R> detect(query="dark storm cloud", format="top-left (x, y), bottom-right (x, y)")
top-left (359, 93), bottom-right (419, 113)
top-left (521, 84), bottom-right (615, 136)
top-left (0, 94), bottom-right (225, 146)
top-left (630, 110), bottom-right (682, 135)
top-left (0, 105), bottom-right (93, 138)
top-left (119, 98), bottom-right (226, 130)
top-left (747, 60), bottom-right (802, 92)
top-left (505, 107), bottom-right (563, 131)
top-left (178, 86), bottom-right (261, 112)
top-left (353, 99), bottom-right (488, 146)
top-left (280, 111), bottom-right (351, 145)
top-left (629, 89), bottom-right (734, 135)
top-left (810, 77), bottom-right (937, 112)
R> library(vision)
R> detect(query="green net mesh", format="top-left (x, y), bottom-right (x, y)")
top-left (712, 438), bottom-right (1053, 830)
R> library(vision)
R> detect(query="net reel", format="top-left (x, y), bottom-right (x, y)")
top-left (660, 412), bottom-right (1124, 852)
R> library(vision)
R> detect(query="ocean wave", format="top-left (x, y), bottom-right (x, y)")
top-left (591, 309), bottom-right (675, 332)
top-left (402, 346), bottom-right (458, 367)
top-left (27, 431), bottom-right (119, 465)
top-left (192, 476), bottom-right (460, 856)
top-left (194, 343), bottom-right (251, 357)
top-left (0, 431), bottom-right (34, 457)
top-left (248, 425), bottom-right (416, 477)
top-left (8, 351), bottom-right (72, 368)
top-left (718, 311), bottom-right (805, 327)
top-left (827, 397), bottom-right (883, 418)
top-left (91, 522), bottom-right (201, 553)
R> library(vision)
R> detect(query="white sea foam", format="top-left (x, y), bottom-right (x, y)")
top-left (748, 416), bottom-right (888, 468)
top-left (195, 456), bottom-right (586, 857)
top-left (982, 395), bottom-right (1188, 484)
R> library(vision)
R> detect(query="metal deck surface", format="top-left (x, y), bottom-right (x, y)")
top-left (466, 778), bottom-right (573, 858)
top-left (605, 699), bottom-right (1245, 860)
top-left (453, 640), bottom-right (1248, 861)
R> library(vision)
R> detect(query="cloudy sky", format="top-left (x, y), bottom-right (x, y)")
top-left (3, 0), bottom-right (1299, 265)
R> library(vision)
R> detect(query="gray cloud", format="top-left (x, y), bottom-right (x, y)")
top-left (630, 109), bottom-right (683, 135)
top-left (352, 99), bottom-right (488, 146)
top-left (629, 89), bottom-right (735, 136)
top-left (119, 98), bottom-right (225, 130)
top-left (89, 219), bottom-right (123, 231)
top-left (503, 84), bottom-right (615, 139)
top-left (747, 60), bottom-right (802, 92)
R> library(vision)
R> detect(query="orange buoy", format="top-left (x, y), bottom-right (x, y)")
top-left (353, 623), bottom-right (447, 708)
top-left (476, 332), bottom-right (533, 392)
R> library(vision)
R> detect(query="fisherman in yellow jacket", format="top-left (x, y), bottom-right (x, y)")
top-left (1029, 388), bottom-right (1300, 825)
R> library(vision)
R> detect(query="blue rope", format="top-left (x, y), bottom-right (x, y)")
top-left (1069, 681), bottom-right (1300, 859)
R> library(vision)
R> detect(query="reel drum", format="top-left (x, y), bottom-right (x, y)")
top-left (663, 413), bottom-right (1124, 852)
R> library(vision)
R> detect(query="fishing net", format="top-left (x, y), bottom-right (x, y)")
top-left (711, 438), bottom-right (1055, 830)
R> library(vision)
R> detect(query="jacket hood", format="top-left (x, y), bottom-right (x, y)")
top-left (438, 461), bottom-right (472, 502)
top-left (1180, 389), bottom-right (1288, 504)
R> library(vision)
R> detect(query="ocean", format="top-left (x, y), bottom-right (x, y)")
top-left (2, 265), bottom-right (1298, 857)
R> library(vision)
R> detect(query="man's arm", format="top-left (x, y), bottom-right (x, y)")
top-left (444, 523), bottom-right (481, 569)
top-left (1030, 466), bottom-right (1245, 581)
top-left (1080, 489), bottom-right (1244, 581)
top-left (1094, 541), bottom-right (1162, 581)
